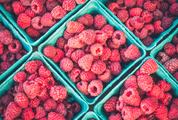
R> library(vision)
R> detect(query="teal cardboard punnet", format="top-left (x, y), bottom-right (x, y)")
top-left (82, 111), bottom-right (100, 120)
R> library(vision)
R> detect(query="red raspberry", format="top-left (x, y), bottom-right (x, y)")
top-left (69, 68), bottom-right (81, 83)
top-left (129, 7), bottom-right (143, 17)
top-left (43, 45), bottom-right (57, 59)
top-left (140, 97), bottom-right (158, 115)
top-left (109, 113), bottom-right (122, 120)
top-left (160, 2), bottom-right (169, 12)
top-left (109, 62), bottom-right (122, 75)
top-left (75, 0), bottom-right (86, 4)
top-left (0, 30), bottom-right (13, 45)
top-left (125, 0), bottom-right (136, 7)
top-left (130, 16), bottom-right (144, 30)
top-left (116, 96), bottom-right (125, 111)
top-left (90, 43), bottom-right (103, 56)
top-left (120, 48), bottom-right (130, 62)
top-left (164, 43), bottom-right (176, 57)
top-left (104, 96), bottom-right (117, 112)
top-left (52, 48), bottom-right (64, 63)
top-left (38, 88), bottom-right (50, 101)
top-left (17, 13), bottom-right (31, 29)
top-left (4, 102), bottom-right (22, 120)
top-left (140, 59), bottom-right (158, 75)
top-left (109, 49), bottom-right (121, 62)
top-left (56, 103), bottom-right (67, 116)
top-left (12, 1), bottom-right (25, 15)
top-left (13, 71), bottom-right (26, 83)
top-left (0, 94), bottom-right (13, 106)
top-left (14, 92), bottom-right (29, 108)
top-left (51, 5), bottom-right (66, 19)
top-left (22, 107), bottom-right (34, 120)
top-left (0, 61), bottom-right (10, 71)
top-left (100, 47), bottom-right (111, 61)
top-left (168, 0), bottom-right (177, 4)
top-left (157, 52), bottom-right (170, 64)
top-left (142, 36), bottom-right (153, 46)
top-left (108, 2), bottom-right (119, 15)
top-left (124, 75), bottom-right (138, 89)
top-left (31, 0), bottom-right (44, 14)
top-left (91, 60), bottom-right (106, 75)
top-left (137, 74), bottom-right (153, 92)
top-left (8, 40), bottom-right (22, 53)
top-left (66, 21), bottom-right (84, 34)
top-left (39, 65), bottom-right (51, 78)
top-left (26, 27), bottom-right (40, 38)
top-left (98, 69), bottom-right (112, 82)
top-left (155, 105), bottom-right (168, 120)
top-left (94, 14), bottom-right (106, 29)
top-left (48, 112), bottom-right (65, 120)
top-left (153, 9), bottom-right (163, 21)
top-left (125, 18), bottom-right (134, 31)
top-left (161, 17), bottom-right (173, 30)
top-left (154, 20), bottom-right (164, 34)
top-left (41, 13), bottom-right (56, 27)
top-left (0, 42), bottom-right (4, 55)
top-left (101, 24), bottom-right (114, 38)
top-left (122, 88), bottom-right (141, 106)
top-left (25, 60), bottom-right (39, 74)
top-left (39, 117), bottom-right (47, 120)
top-left (67, 36), bottom-right (85, 48)
top-left (20, 0), bottom-right (32, 6)
top-left (157, 80), bottom-right (171, 92)
top-left (147, 85), bottom-right (164, 99)
top-left (79, 29), bottom-right (96, 45)
top-left (15, 83), bottom-right (24, 93)
top-left (56, 37), bottom-right (65, 49)
top-left (160, 93), bottom-right (172, 105)
top-left (78, 54), bottom-right (94, 71)
top-left (144, 1), bottom-right (157, 12)
top-left (144, 24), bottom-right (154, 36)
top-left (29, 98), bottom-right (40, 108)
top-left (173, 99), bottom-right (178, 106)
top-left (164, 58), bottom-right (178, 74)
top-left (44, 99), bottom-right (57, 111)
top-left (117, 9), bottom-right (129, 23)
top-left (46, 0), bottom-right (58, 11)
top-left (169, 3), bottom-right (178, 16)
top-left (112, 31), bottom-right (126, 47)
top-left (62, 0), bottom-right (76, 11)
top-left (88, 80), bottom-right (103, 97)
top-left (31, 16), bottom-right (43, 30)
top-left (124, 44), bottom-right (141, 60)
top-left (174, 72), bottom-right (178, 80)
top-left (80, 71), bottom-right (96, 82)
top-left (77, 14), bottom-right (93, 26)
top-left (77, 81), bottom-right (89, 95)
top-left (35, 106), bottom-right (46, 119)
top-left (50, 85), bottom-right (67, 101)
top-left (168, 103), bottom-right (178, 119)
top-left (122, 106), bottom-right (142, 120)
top-left (95, 30), bottom-right (108, 45)
top-left (25, 8), bottom-right (35, 18)
top-left (141, 11), bottom-right (153, 23)
top-left (60, 57), bottom-right (74, 72)
top-left (71, 49), bottom-right (84, 63)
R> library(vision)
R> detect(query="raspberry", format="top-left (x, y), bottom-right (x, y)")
top-left (13, 71), bottom-right (26, 83)
top-left (29, 98), bottom-right (40, 108)
top-left (31, 16), bottom-right (43, 30)
top-left (164, 58), bottom-right (178, 74)
top-left (26, 27), bottom-right (40, 38)
top-left (79, 29), bottom-right (96, 45)
top-left (51, 5), bottom-right (66, 19)
top-left (130, 16), bottom-right (144, 30)
top-left (45, 0), bottom-right (58, 11)
top-left (70, 49), bottom-right (84, 63)
top-left (137, 74), bottom-right (153, 92)
top-left (38, 88), bottom-right (50, 101)
top-left (155, 105), bottom-right (168, 119)
top-left (109, 62), bottom-right (122, 75)
top-left (38, 65), bottom-right (51, 78)
top-left (43, 45), bottom-right (57, 59)
top-left (140, 59), bottom-right (158, 75)
top-left (101, 24), bottom-right (114, 38)
top-left (144, 1), bottom-right (157, 12)
top-left (100, 47), bottom-right (111, 61)
top-left (67, 35), bottom-right (85, 48)
top-left (14, 92), bottom-right (29, 108)
top-left (56, 103), bottom-right (67, 116)
top-left (135, 28), bottom-right (148, 39)
top-left (124, 75), bottom-right (138, 89)
top-left (71, 102), bottom-right (81, 113)
top-left (98, 69), bottom-right (112, 82)
top-left (48, 112), bottom-right (65, 120)
top-left (116, 96), bottom-right (125, 111)
top-left (91, 60), bottom-right (106, 75)
top-left (60, 57), bottom-right (74, 72)
top-left (50, 85), bottom-right (67, 101)
top-left (77, 14), bottom-right (93, 26)
top-left (17, 13), bottom-right (31, 29)
top-left (109, 113), bottom-right (122, 120)
top-left (124, 0), bottom-right (136, 7)
top-left (12, 1), bottom-right (25, 15)
top-left (160, 93), bottom-right (172, 105)
top-left (164, 43), bottom-right (176, 57)
top-left (31, 0), bottom-right (44, 14)
top-left (168, 103), bottom-right (178, 119)
top-left (160, 2), bottom-right (169, 12)
top-left (35, 106), bottom-right (46, 119)
top-left (108, 2), bottom-right (119, 15)
top-left (25, 60), bottom-right (39, 74)
top-left (141, 11), bottom-right (153, 23)
top-left (174, 72), bottom-right (178, 80)
top-left (173, 99), bottom-right (178, 106)
top-left (109, 49), bottom-right (121, 62)
top-left (157, 80), bottom-right (171, 92)
top-left (94, 15), bottom-right (106, 29)
top-left (0, 42), bottom-right (4, 55)
top-left (147, 85), bottom-right (164, 99)
top-left (90, 43), bottom-right (103, 56)
top-left (153, 9), bottom-right (163, 21)
top-left (125, 18), bottom-right (134, 31)
top-left (69, 68), bottom-right (81, 83)
top-left (129, 7), bottom-right (143, 17)
top-left (88, 80), bottom-right (103, 97)
top-left (117, 9), bottom-right (129, 23)
top-left (124, 44), bottom-right (141, 60)
top-left (44, 99), bottom-right (57, 111)
top-left (22, 108), bottom-right (35, 120)
top-left (0, 61), bottom-right (10, 71)
top-left (122, 88), bottom-right (141, 106)
top-left (154, 20), bottom-right (164, 34)
top-left (112, 31), bottom-right (126, 47)
top-left (56, 37), bottom-right (65, 49)
top-left (8, 40), bottom-right (22, 53)
top-left (4, 102), bottom-right (22, 120)
top-left (41, 13), bottom-right (56, 27)
top-left (19, 0), bottom-right (31, 6)
top-left (144, 24), bottom-right (154, 36)
top-left (66, 21), bottom-right (84, 34)
top-left (75, 0), bottom-right (85, 4)
top-left (120, 48), bottom-right (130, 63)
top-left (140, 97), bottom-right (158, 115)
top-left (169, 3), bottom-right (178, 16)
top-left (62, 0), bottom-right (76, 11)
top-left (122, 106), bottom-right (142, 120)
top-left (157, 52), bottom-right (171, 64)
top-left (80, 71), bottom-right (96, 82)
top-left (162, 17), bottom-right (173, 30)
top-left (104, 96), bottom-right (117, 112)
top-left (78, 54), bottom-right (94, 71)
top-left (0, 29), bottom-right (13, 45)
top-left (52, 48), bottom-right (64, 63)
top-left (77, 81), bottom-right (89, 95)
top-left (95, 30), bottom-right (108, 45)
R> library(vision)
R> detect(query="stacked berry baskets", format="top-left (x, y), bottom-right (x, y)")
top-left (0, 0), bottom-right (177, 120)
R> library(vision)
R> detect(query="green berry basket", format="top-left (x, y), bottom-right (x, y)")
top-left (96, 0), bottom-right (178, 51)
top-left (150, 27), bottom-right (178, 84)
top-left (94, 56), bottom-right (178, 120)
top-left (38, 0), bottom-right (146, 105)
top-left (0, 52), bottom-right (89, 120)
top-left (0, 1), bottom-right (89, 46)
top-left (82, 111), bottom-right (100, 120)
top-left (0, 14), bottom-right (32, 82)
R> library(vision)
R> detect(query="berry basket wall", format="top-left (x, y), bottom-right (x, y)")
top-left (96, 0), bottom-right (178, 51)
top-left (38, 0), bottom-right (146, 105)
top-left (0, 52), bottom-right (89, 120)
top-left (0, 1), bottom-right (89, 46)
top-left (94, 56), bottom-right (178, 120)
top-left (150, 28), bottom-right (178, 84)
top-left (0, 14), bottom-right (32, 82)
top-left (82, 111), bottom-right (100, 120)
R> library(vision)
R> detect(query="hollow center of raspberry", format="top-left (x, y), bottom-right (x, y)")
top-left (143, 105), bottom-right (149, 112)
top-left (11, 43), bottom-right (17, 49)
top-left (126, 91), bottom-right (132, 97)
top-left (32, 5), bottom-right (38, 11)
top-left (91, 86), bottom-right (97, 93)
top-left (96, 48), bottom-right (101, 54)
top-left (136, 18), bottom-right (143, 23)
top-left (115, 34), bottom-right (121, 40)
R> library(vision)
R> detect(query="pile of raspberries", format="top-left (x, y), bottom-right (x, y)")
top-left (156, 34), bottom-right (178, 81)
top-left (107, 0), bottom-right (178, 46)
top-left (0, 23), bottom-right (26, 75)
top-left (43, 14), bottom-right (142, 97)
top-left (0, 0), bottom-right (86, 40)
top-left (0, 60), bottom-right (81, 120)
top-left (104, 59), bottom-right (178, 120)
